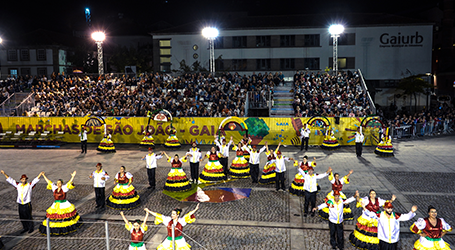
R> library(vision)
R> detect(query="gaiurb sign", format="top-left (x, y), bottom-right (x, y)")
top-left (379, 32), bottom-right (424, 48)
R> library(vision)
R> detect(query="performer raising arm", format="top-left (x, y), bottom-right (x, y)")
top-left (120, 209), bottom-right (149, 250)
top-left (410, 205), bottom-right (452, 250)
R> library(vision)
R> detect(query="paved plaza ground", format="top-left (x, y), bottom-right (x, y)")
top-left (0, 135), bottom-right (454, 249)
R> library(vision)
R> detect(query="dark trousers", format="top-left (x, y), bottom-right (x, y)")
top-left (301, 137), bottom-right (309, 150)
top-left (304, 190), bottom-right (317, 214)
top-left (329, 221), bottom-right (344, 249)
top-left (94, 187), bottom-right (105, 207)
top-left (190, 162), bottom-right (200, 181)
top-left (379, 240), bottom-right (398, 250)
top-left (18, 203), bottom-right (33, 231)
top-left (356, 142), bottom-right (362, 156)
top-left (250, 164), bottom-right (259, 183)
top-left (275, 172), bottom-right (285, 190)
top-left (147, 168), bottom-right (156, 187)
top-left (81, 140), bottom-right (87, 153)
top-left (219, 157), bottom-right (228, 175)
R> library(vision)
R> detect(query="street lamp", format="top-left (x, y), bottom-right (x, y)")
top-left (329, 24), bottom-right (344, 76)
top-left (91, 31), bottom-right (105, 75)
top-left (202, 27), bottom-right (219, 76)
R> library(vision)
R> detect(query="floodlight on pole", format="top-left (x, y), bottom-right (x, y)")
top-left (329, 24), bottom-right (344, 76)
top-left (91, 31), bottom-right (105, 75)
top-left (0, 37), bottom-right (2, 44)
top-left (202, 27), bottom-right (219, 76)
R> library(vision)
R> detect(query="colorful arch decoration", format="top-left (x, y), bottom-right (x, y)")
top-left (360, 116), bottom-right (384, 128)
top-left (218, 117), bottom-right (249, 131)
top-left (84, 116), bottom-right (105, 127)
top-left (307, 116), bottom-right (331, 127)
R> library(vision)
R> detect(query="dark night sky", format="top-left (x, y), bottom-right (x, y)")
top-left (0, 0), bottom-right (443, 38)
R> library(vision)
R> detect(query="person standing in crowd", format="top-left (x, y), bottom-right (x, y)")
top-left (120, 210), bottom-right (149, 250)
top-left (313, 190), bottom-right (359, 250)
top-left (273, 143), bottom-right (294, 192)
top-left (89, 163), bottom-right (109, 209)
top-left (243, 142), bottom-right (267, 183)
top-left (355, 127), bottom-right (365, 157)
top-left (215, 135), bottom-right (233, 175)
top-left (362, 202), bottom-right (417, 250)
top-left (410, 205), bottom-right (452, 250)
top-left (1, 170), bottom-right (44, 234)
top-left (300, 124), bottom-right (311, 151)
top-left (300, 166), bottom-right (332, 217)
top-left (79, 125), bottom-right (88, 154)
top-left (141, 147), bottom-right (163, 190)
top-left (187, 142), bottom-right (202, 184)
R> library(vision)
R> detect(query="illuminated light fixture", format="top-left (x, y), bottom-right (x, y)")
top-left (202, 27), bottom-right (219, 76)
top-left (329, 24), bottom-right (344, 76)
top-left (91, 31), bottom-right (106, 75)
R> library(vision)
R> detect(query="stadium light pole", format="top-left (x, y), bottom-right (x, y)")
top-left (91, 31), bottom-right (106, 75)
top-left (202, 27), bottom-right (219, 77)
top-left (329, 24), bottom-right (344, 76)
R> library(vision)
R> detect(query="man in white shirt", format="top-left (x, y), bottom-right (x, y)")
top-left (273, 144), bottom-right (294, 192)
top-left (300, 124), bottom-right (311, 151)
top-left (355, 127), bottom-right (364, 157)
top-left (363, 202), bottom-right (417, 250)
top-left (314, 190), bottom-right (359, 250)
top-left (214, 135), bottom-right (233, 175)
top-left (79, 125), bottom-right (88, 154)
top-left (243, 142), bottom-right (267, 183)
top-left (89, 163), bottom-right (110, 208)
top-left (187, 142), bottom-right (202, 183)
top-left (141, 147), bottom-right (163, 190)
top-left (299, 166), bottom-right (332, 217)
top-left (1, 170), bottom-right (44, 234)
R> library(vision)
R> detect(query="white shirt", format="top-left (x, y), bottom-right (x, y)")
top-left (355, 132), bottom-right (364, 143)
top-left (188, 147), bottom-right (202, 163)
top-left (215, 139), bottom-right (233, 157)
top-left (300, 127), bottom-right (311, 138)
top-left (79, 130), bottom-right (87, 141)
top-left (91, 169), bottom-right (110, 188)
top-left (299, 170), bottom-right (329, 192)
top-left (244, 146), bottom-right (266, 164)
top-left (274, 156), bottom-right (291, 173)
top-left (143, 153), bottom-right (163, 169)
top-left (317, 196), bottom-right (356, 224)
top-left (364, 210), bottom-right (416, 244)
top-left (7, 177), bottom-right (40, 204)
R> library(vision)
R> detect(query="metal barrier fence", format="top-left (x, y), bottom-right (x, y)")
top-left (0, 217), bottom-right (207, 250)
top-left (14, 93), bottom-right (35, 117)
top-left (391, 120), bottom-right (455, 139)
top-left (248, 90), bottom-right (270, 109)
top-left (0, 93), bottom-right (16, 116)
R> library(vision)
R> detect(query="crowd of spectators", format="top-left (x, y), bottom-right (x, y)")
top-left (0, 76), bottom-right (31, 104)
top-left (292, 70), bottom-right (372, 117)
top-left (5, 71), bottom-right (279, 117)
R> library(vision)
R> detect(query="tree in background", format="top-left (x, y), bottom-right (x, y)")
top-left (397, 74), bottom-right (433, 113)
top-left (108, 45), bottom-right (152, 74)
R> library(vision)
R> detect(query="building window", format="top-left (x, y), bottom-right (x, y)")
top-left (232, 36), bottom-right (247, 48)
top-left (329, 33), bottom-right (356, 46)
top-left (20, 68), bottom-right (31, 76)
top-left (7, 50), bottom-right (18, 61)
top-left (20, 49), bottom-right (30, 61)
top-left (256, 36), bottom-right (271, 47)
top-left (160, 57), bottom-right (171, 63)
top-left (160, 64), bottom-right (171, 72)
top-left (280, 59), bottom-right (295, 70)
top-left (159, 39), bottom-right (172, 71)
top-left (214, 37), bottom-right (224, 49)
top-left (9, 69), bottom-right (18, 76)
top-left (280, 35), bottom-right (295, 47)
top-left (159, 40), bottom-right (171, 47)
top-left (329, 57), bottom-right (355, 69)
top-left (304, 58), bottom-right (320, 70)
top-left (232, 59), bottom-right (247, 71)
top-left (256, 59), bottom-right (271, 70)
top-left (160, 49), bottom-right (171, 55)
top-left (37, 68), bottom-right (47, 76)
top-left (37, 49), bottom-right (47, 61)
top-left (303, 34), bottom-right (320, 47)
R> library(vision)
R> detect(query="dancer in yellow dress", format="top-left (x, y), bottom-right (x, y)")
top-left (199, 147), bottom-right (227, 183)
top-left (229, 142), bottom-right (250, 178)
top-left (162, 152), bottom-right (192, 192)
top-left (375, 127), bottom-right (394, 157)
top-left (321, 126), bottom-right (340, 150)
top-left (120, 210), bottom-right (149, 250)
top-left (140, 129), bottom-right (154, 147)
top-left (318, 170), bottom-right (354, 221)
top-left (164, 126), bottom-right (181, 148)
top-left (106, 166), bottom-right (141, 210)
top-left (289, 155), bottom-right (316, 196)
top-left (410, 205), bottom-right (452, 250)
top-left (259, 143), bottom-right (277, 185)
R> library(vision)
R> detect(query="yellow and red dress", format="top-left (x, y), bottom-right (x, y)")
top-left (164, 158), bottom-right (192, 192)
top-left (140, 132), bottom-right (154, 147)
top-left (349, 196), bottom-right (389, 249)
top-left (199, 152), bottom-right (227, 183)
top-left (154, 212), bottom-right (196, 250)
top-left (229, 148), bottom-right (250, 178)
top-left (39, 181), bottom-right (82, 235)
top-left (321, 128), bottom-right (340, 150)
top-left (375, 135), bottom-right (394, 157)
top-left (289, 160), bottom-right (316, 196)
top-left (318, 173), bottom-right (353, 221)
top-left (241, 139), bottom-right (252, 160)
top-left (410, 217), bottom-right (452, 250)
top-left (164, 129), bottom-right (181, 148)
top-left (106, 172), bottom-right (141, 210)
top-left (259, 151), bottom-right (276, 184)
top-left (125, 221), bottom-right (148, 250)
top-left (97, 135), bottom-right (116, 153)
